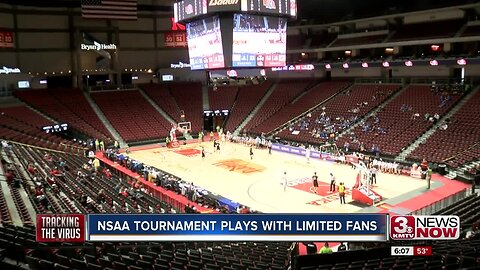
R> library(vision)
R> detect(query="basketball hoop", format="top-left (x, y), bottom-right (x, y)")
top-left (178, 122), bottom-right (192, 134)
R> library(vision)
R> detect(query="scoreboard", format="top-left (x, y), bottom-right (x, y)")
top-left (241, 0), bottom-right (296, 17)
top-left (174, 0), bottom-right (208, 22)
top-left (174, 0), bottom-right (296, 70)
top-left (174, 0), bottom-right (297, 22)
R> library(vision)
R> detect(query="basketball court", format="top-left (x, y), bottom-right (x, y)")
top-left (122, 141), bottom-right (471, 214)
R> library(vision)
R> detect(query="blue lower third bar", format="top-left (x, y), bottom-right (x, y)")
top-left (87, 214), bottom-right (388, 242)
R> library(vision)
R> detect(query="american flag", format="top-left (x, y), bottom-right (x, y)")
top-left (81, 0), bottom-right (137, 20)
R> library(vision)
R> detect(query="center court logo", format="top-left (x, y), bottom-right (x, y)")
top-left (390, 215), bottom-right (459, 240)
top-left (213, 159), bottom-right (265, 174)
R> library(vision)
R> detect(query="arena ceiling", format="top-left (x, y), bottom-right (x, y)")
top-left (298, 0), bottom-right (478, 23)
top-left (0, 0), bottom-right (478, 23)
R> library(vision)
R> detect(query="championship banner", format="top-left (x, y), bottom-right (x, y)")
top-left (87, 214), bottom-right (388, 242)
top-left (164, 31), bottom-right (188, 48)
top-left (0, 31), bottom-right (14, 48)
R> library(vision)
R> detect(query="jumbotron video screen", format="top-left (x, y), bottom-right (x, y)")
top-left (186, 15), bottom-right (226, 70)
top-left (232, 13), bottom-right (287, 67)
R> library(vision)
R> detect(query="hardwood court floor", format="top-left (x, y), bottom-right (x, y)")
top-left (129, 142), bottom-right (429, 213)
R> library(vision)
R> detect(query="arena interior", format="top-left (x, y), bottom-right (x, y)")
top-left (0, 0), bottom-right (480, 269)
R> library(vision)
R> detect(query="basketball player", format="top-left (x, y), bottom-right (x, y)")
top-left (312, 172), bottom-right (318, 194)
top-left (305, 146), bottom-right (311, 164)
top-left (250, 146), bottom-right (254, 160)
top-left (329, 173), bottom-right (336, 192)
top-left (216, 141), bottom-right (221, 152)
top-left (283, 172), bottom-right (287, 192)
top-left (201, 147), bottom-right (205, 159)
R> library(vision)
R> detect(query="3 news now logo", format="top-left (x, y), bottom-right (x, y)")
top-left (390, 215), bottom-right (460, 240)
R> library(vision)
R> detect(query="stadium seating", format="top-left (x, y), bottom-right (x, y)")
top-left (5, 142), bottom-right (173, 216)
top-left (0, 140), bottom-right (295, 268)
top-left (208, 86), bottom-right (239, 111)
top-left (243, 80), bottom-right (315, 133)
top-left (251, 81), bottom-right (350, 135)
top-left (14, 88), bottom-right (112, 143)
top-left (0, 106), bottom-right (82, 151)
top-left (408, 88), bottom-right (480, 167)
top-left (168, 82), bottom-right (203, 133)
top-left (287, 35), bottom-right (306, 50)
top-left (434, 193), bottom-right (480, 230)
top-left (279, 84), bottom-right (400, 144)
top-left (0, 178), bottom-right (12, 225)
top-left (309, 32), bottom-right (337, 48)
top-left (0, 223), bottom-right (292, 270)
top-left (92, 90), bottom-right (171, 142)
top-left (142, 84), bottom-right (182, 123)
top-left (338, 85), bottom-right (462, 156)
top-left (2, 95), bottom-right (480, 270)
top-left (461, 24), bottom-right (480, 37)
top-left (389, 20), bottom-right (464, 42)
top-left (330, 34), bottom-right (387, 47)
top-left (224, 82), bottom-right (273, 133)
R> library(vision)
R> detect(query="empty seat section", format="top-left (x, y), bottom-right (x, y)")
top-left (409, 88), bottom-right (480, 167)
top-left (243, 80), bottom-right (314, 133)
top-left (92, 90), bottom-right (171, 142)
top-left (224, 81), bottom-right (272, 133)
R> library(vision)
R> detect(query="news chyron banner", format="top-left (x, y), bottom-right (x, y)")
top-left (37, 214), bottom-right (387, 242)
top-left (390, 215), bottom-right (460, 240)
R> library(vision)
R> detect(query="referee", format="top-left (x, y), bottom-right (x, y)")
top-left (329, 173), bottom-right (336, 192)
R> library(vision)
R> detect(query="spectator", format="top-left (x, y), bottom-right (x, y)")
top-left (104, 168), bottom-right (112, 179)
top-left (5, 170), bottom-right (14, 185)
top-left (319, 242), bottom-right (333, 254)
top-left (95, 139), bottom-right (99, 151)
top-left (337, 242), bottom-right (348, 251)
top-left (424, 113), bottom-right (430, 121)
top-left (1, 140), bottom-right (11, 150)
top-left (27, 163), bottom-right (37, 175)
